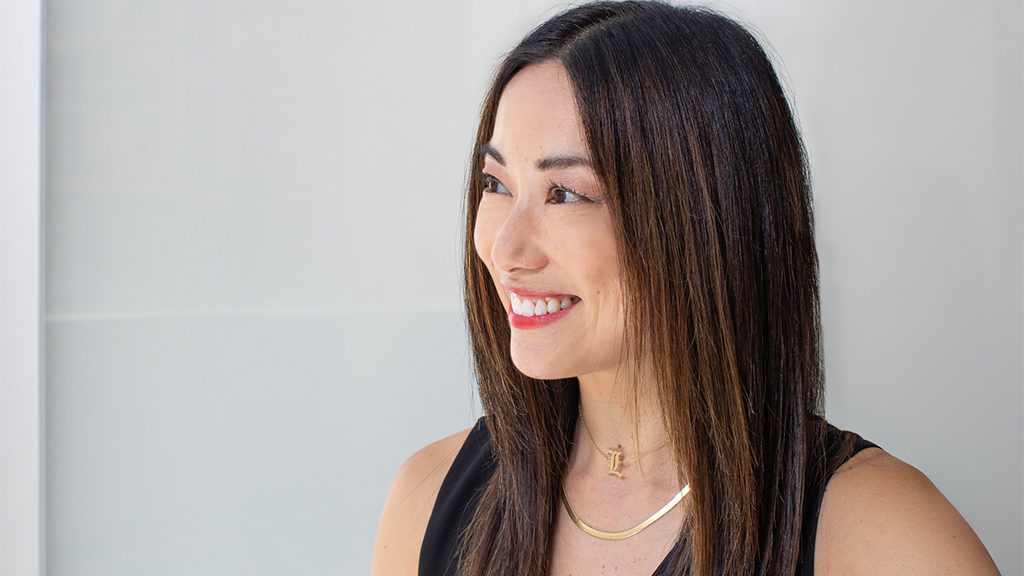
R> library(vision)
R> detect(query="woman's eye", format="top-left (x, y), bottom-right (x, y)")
top-left (479, 174), bottom-right (510, 195)
top-left (549, 186), bottom-right (586, 204)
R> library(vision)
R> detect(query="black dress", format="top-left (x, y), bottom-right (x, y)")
top-left (419, 418), bottom-right (878, 576)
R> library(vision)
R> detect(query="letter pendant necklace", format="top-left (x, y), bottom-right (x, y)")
top-left (604, 449), bottom-right (624, 477)
top-left (568, 406), bottom-right (688, 540)
top-left (578, 406), bottom-right (669, 479)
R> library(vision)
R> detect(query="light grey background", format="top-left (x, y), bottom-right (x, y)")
top-left (44, 1), bottom-right (1022, 575)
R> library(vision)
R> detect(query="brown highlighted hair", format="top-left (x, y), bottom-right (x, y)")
top-left (461, 2), bottom-right (827, 574)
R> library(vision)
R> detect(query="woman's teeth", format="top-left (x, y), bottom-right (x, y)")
top-left (509, 293), bottom-right (579, 317)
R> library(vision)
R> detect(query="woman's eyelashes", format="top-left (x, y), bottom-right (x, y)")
top-left (548, 184), bottom-right (593, 204)
top-left (477, 172), bottom-right (596, 204)
top-left (477, 172), bottom-right (510, 195)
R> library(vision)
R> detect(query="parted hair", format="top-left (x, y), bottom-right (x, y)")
top-left (461, 2), bottom-right (833, 574)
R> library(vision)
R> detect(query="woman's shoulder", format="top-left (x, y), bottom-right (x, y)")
top-left (370, 425), bottom-right (475, 576)
top-left (815, 447), bottom-right (999, 575)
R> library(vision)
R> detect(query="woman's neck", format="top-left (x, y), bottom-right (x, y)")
top-left (572, 369), bottom-right (676, 484)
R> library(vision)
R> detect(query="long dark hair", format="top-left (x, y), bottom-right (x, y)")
top-left (461, 2), bottom-right (827, 574)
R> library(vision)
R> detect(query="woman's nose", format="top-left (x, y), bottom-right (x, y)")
top-left (489, 204), bottom-right (547, 273)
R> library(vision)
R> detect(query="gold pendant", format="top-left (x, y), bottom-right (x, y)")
top-left (605, 448), bottom-right (623, 478)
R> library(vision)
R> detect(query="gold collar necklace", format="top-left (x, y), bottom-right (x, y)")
top-left (560, 482), bottom-right (691, 540)
top-left (578, 405), bottom-right (670, 479)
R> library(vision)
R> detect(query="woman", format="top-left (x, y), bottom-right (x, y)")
top-left (372, 2), bottom-right (999, 575)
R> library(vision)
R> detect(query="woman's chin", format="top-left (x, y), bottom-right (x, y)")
top-left (510, 350), bottom-right (574, 381)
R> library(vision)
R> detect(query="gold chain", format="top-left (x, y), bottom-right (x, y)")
top-left (578, 405), bottom-right (670, 478)
top-left (560, 483), bottom-right (690, 540)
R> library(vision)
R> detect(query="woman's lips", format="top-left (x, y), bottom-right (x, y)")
top-left (507, 291), bottom-right (580, 330)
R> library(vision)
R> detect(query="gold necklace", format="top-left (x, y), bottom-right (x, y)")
top-left (560, 483), bottom-right (690, 540)
top-left (578, 405), bottom-right (670, 479)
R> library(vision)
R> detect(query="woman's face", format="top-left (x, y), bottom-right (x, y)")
top-left (474, 61), bottom-right (625, 381)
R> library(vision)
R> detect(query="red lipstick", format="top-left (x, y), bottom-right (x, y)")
top-left (507, 299), bottom-right (579, 330)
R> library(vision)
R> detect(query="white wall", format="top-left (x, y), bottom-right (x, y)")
top-left (41, 1), bottom-right (1021, 575)
top-left (0, 0), bottom-right (43, 574)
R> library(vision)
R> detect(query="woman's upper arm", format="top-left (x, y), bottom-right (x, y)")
top-left (815, 448), bottom-right (1000, 575)
top-left (371, 428), bottom-right (473, 576)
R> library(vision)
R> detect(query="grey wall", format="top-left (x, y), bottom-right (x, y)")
top-left (44, 1), bottom-right (1022, 574)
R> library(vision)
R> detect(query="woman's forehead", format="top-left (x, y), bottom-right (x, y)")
top-left (488, 62), bottom-right (590, 166)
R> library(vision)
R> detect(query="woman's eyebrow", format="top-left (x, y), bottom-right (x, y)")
top-left (479, 143), bottom-right (505, 166)
top-left (535, 154), bottom-right (592, 170)
top-left (480, 143), bottom-right (592, 171)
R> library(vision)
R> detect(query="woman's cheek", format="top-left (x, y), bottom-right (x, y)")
top-left (473, 210), bottom-right (496, 270)
top-left (474, 197), bottom-right (509, 272)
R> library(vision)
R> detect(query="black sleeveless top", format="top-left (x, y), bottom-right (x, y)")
top-left (419, 418), bottom-right (878, 576)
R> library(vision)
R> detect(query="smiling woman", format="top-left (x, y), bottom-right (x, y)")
top-left (370, 2), bottom-right (1002, 575)
top-left (474, 63), bottom-right (623, 381)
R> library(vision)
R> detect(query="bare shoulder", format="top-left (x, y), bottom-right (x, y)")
top-left (815, 447), bottom-right (1000, 575)
top-left (370, 426), bottom-right (474, 576)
